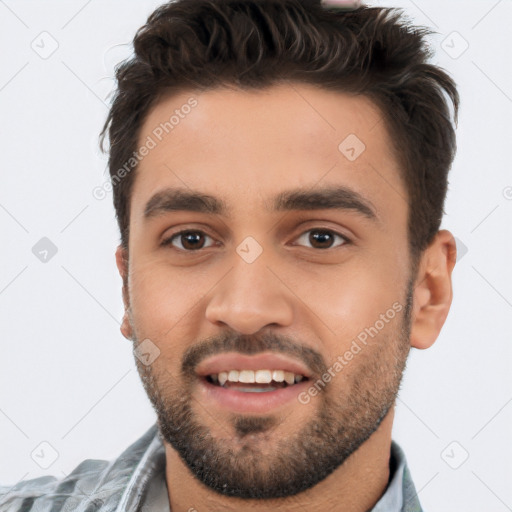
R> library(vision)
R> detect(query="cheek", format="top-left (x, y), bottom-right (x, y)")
top-left (290, 254), bottom-right (406, 343)
top-left (128, 261), bottom-right (205, 339)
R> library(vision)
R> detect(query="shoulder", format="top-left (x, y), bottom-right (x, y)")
top-left (0, 459), bottom-right (111, 512)
top-left (0, 424), bottom-right (160, 512)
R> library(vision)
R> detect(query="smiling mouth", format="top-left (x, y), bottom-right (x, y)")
top-left (205, 369), bottom-right (308, 393)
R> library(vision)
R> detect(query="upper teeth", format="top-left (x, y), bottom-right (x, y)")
top-left (213, 370), bottom-right (303, 386)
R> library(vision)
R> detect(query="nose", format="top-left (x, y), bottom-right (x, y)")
top-left (205, 255), bottom-right (294, 335)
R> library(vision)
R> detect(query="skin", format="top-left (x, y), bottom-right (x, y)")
top-left (115, 83), bottom-right (457, 512)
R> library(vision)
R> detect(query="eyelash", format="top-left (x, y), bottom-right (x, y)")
top-left (161, 228), bottom-right (350, 252)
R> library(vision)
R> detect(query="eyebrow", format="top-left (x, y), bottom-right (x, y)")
top-left (143, 185), bottom-right (378, 221)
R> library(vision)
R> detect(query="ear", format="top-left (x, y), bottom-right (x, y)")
top-left (115, 245), bottom-right (134, 341)
top-left (410, 230), bottom-right (457, 350)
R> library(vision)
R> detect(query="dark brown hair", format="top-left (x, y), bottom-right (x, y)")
top-left (99, 0), bottom-right (459, 263)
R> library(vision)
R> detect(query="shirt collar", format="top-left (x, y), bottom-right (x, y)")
top-left (371, 440), bottom-right (405, 511)
top-left (114, 425), bottom-right (169, 512)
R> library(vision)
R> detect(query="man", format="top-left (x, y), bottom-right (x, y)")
top-left (0, 0), bottom-right (458, 510)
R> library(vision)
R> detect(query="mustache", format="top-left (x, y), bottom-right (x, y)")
top-left (181, 330), bottom-right (328, 378)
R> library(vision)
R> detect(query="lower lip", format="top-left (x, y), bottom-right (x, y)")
top-left (197, 378), bottom-right (310, 414)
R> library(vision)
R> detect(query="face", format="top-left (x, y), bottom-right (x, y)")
top-left (118, 83), bottom-right (415, 498)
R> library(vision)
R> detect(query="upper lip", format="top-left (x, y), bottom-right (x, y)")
top-left (195, 352), bottom-right (312, 378)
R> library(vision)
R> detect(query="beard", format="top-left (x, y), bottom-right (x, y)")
top-left (130, 282), bottom-right (413, 500)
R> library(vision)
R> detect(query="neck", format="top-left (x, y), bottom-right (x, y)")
top-left (164, 408), bottom-right (395, 512)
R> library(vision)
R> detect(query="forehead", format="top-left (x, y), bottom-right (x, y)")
top-left (131, 83), bottom-right (406, 223)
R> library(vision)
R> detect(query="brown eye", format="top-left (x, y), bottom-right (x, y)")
top-left (294, 229), bottom-right (348, 250)
top-left (162, 230), bottom-right (215, 251)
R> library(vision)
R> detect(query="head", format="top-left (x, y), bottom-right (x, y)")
top-left (101, 0), bottom-right (458, 500)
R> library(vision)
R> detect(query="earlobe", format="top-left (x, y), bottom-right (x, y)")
top-left (115, 245), bottom-right (134, 341)
top-left (410, 230), bottom-right (457, 350)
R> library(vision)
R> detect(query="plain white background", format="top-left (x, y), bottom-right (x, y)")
top-left (0, 1), bottom-right (511, 510)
